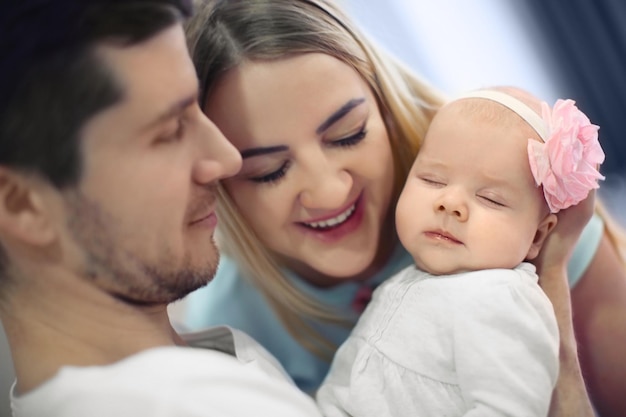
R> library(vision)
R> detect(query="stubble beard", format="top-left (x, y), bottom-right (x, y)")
top-left (63, 191), bottom-right (218, 305)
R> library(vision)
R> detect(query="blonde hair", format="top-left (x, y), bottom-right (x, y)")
top-left (596, 200), bottom-right (626, 261)
top-left (186, 0), bottom-right (444, 359)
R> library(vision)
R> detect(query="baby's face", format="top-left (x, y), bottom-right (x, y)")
top-left (395, 101), bottom-right (551, 275)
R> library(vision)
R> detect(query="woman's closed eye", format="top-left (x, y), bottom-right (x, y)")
top-left (247, 124), bottom-right (367, 185)
top-left (249, 160), bottom-right (292, 185)
top-left (331, 124), bottom-right (367, 148)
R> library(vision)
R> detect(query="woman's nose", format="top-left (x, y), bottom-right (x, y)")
top-left (298, 165), bottom-right (353, 209)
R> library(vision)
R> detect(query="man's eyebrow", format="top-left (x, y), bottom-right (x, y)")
top-left (241, 145), bottom-right (289, 159)
top-left (143, 93), bottom-right (197, 130)
top-left (315, 97), bottom-right (366, 134)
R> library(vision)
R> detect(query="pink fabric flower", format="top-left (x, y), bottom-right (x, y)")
top-left (527, 99), bottom-right (605, 213)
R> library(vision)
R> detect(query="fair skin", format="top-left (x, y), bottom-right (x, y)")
top-left (396, 100), bottom-right (556, 274)
top-left (203, 52), bottom-right (596, 416)
top-left (0, 25), bottom-right (241, 393)
top-left (571, 239), bottom-right (626, 417)
top-left (205, 53), bottom-right (396, 287)
top-left (533, 194), bottom-right (596, 417)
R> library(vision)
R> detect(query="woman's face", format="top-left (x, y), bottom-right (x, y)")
top-left (204, 53), bottom-right (395, 285)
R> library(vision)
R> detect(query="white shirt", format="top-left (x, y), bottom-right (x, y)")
top-left (317, 263), bottom-right (559, 417)
top-left (10, 326), bottom-right (322, 417)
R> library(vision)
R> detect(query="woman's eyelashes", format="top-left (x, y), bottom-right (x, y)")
top-left (250, 160), bottom-right (291, 184)
top-left (331, 125), bottom-right (367, 148)
top-left (248, 124), bottom-right (368, 185)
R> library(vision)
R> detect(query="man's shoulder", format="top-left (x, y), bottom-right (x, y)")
top-left (12, 343), bottom-right (322, 416)
top-left (183, 325), bottom-right (294, 382)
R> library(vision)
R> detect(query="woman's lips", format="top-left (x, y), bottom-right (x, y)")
top-left (301, 203), bottom-right (356, 229)
top-left (297, 193), bottom-right (365, 242)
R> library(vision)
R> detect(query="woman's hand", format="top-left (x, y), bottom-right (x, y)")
top-left (534, 190), bottom-right (596, 279)
top-left (534, 191), bottom-right (596, 417)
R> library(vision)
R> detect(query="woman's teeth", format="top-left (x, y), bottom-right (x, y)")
top-left (304, 204), bottom-right (356, 229)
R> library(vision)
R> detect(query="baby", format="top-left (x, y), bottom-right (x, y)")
top-left (316, 87), bottom-right (605, 417)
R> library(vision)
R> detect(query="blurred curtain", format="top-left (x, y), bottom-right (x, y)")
top-left (521, 0), bottom-right (626, 175)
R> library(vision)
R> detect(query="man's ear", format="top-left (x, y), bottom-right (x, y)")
top-left (526, 213), bottom-right (558, 260)
top-left (0, 167), bottom-right (56, 247)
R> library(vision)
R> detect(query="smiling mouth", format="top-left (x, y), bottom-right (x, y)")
top-left (301, 203), bottom-right (356, 230)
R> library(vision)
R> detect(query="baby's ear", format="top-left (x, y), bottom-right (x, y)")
top-left (526, 213), bottom-right (558, 260)
top-left (0, 167), bottom-right (56, 248)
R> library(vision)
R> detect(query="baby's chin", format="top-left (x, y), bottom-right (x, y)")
top-left (412, 258), bottom-right (461, 276)
top-left (413, 258), bottom-right (499, 276)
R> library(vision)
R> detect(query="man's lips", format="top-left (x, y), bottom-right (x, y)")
top-left (189, 212), bottom-right (214, 225)
top-left (187, 187), bottom-right (218, 225)
top-left (424, 230), bottom-right (463, 244)
top-left (188, 202), bottom-right (217, 226)
top-left (188, 212), bottom-right (218, 230)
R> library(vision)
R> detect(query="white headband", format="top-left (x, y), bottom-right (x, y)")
top-left (453, 90), bottom-right (548, 141)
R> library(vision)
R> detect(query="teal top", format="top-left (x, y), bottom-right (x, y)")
top-left (181, 214), bottom-right (604, 393)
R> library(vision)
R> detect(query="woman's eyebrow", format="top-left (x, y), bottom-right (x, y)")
top-left (239, 97), bottom-right (366, 159)
top-left (240, 144), bottom-right (289, 159)
top-left (315, 97), bottom-right (366, 134)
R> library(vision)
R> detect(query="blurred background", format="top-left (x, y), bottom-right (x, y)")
top-left (1, 1), bottom-right (624, 416)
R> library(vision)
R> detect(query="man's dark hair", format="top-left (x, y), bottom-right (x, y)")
top-left (0, 0), bottom-right (193, 187)
top-left (0, 0), bottom-right (192, 278)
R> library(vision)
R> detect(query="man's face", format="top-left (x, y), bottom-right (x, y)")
top-left (59, 25), bottom-right (241, 304)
